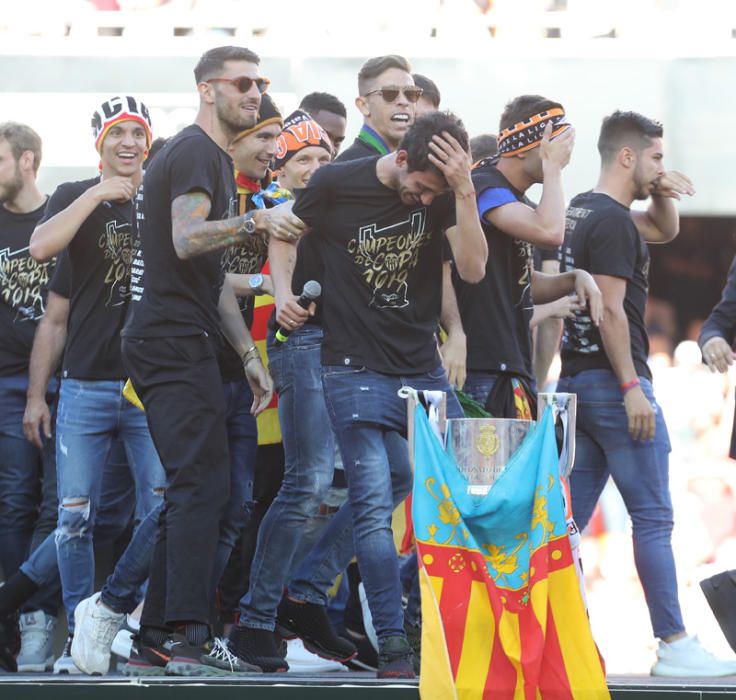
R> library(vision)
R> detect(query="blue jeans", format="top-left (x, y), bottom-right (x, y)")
top-left (239, 326), bottom-right (341, 629)
top-left (55, 379), bottom-right (165, 631)
top-left (0, 374), bottom-right (58, 581)
top-left (22, 439), bottom-right (136, 608)
top-left (463, 371), bottom-right (499, 408)
top-left (287, 431), bottom-right (410, 609)
top-left (556, 369), bottom-right (684, 639)
top-left (318, 364), bottom-right (462, 641)
top-left (100, 501), bottom-right (160, 615)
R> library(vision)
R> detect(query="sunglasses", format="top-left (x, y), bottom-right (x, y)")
top-left (363, 86), bottom-right (424, 104)
top-left (207, 76), bottom-right (270, 94)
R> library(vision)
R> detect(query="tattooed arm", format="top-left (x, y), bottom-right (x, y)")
top-left (171, 193), bottom-right (306, 260)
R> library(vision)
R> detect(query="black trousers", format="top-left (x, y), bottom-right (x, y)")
top-left (122, 333), bottom-right (230, 627)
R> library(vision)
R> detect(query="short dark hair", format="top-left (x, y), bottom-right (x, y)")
top-left (298, 92), bottom-right (347, 119)
top-left (194, 46), bottom-right (260, 84)
top-left (499, 94), bottom-right (563, 132)
top-left (399, 111), bottom-right (469, 178)
top-left (412, 74), bottom-right (441, 108)
top-left (358, 55), bottom-right (412, 95)
top-left (0, 122), bottom-right (42, 173)
top-left (469, 133), bottom-right (498, 162)
top-left (598, 110), bottom-right (663, 163)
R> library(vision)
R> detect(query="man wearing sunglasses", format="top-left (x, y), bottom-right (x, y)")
top-left (338, 55), bottom-right (419, 161)
top-left (119, 45), bottom-right (301, 676)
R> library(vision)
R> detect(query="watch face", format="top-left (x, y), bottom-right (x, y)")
top-left (245, 218), bottom-right (256, 234)
top-left (249, 274), bottom-right (263, 290)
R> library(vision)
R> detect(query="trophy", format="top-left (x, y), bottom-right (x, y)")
top-left (445, 416), bottom-right (533, 495)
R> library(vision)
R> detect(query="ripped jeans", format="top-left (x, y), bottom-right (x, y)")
top-left (55, 379), bottom-right (165, 632)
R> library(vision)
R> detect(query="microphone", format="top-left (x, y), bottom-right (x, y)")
top-left (275, 280), bottom-right (322, 344)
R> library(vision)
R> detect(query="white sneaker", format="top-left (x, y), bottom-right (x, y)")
top-left (111, 615), bottom-right (140, 661)
top-left (17, 611), bottom-right (56, 672)
top-left (53, 636), bottom-right (82, 674)
top-left (286, 639), bottom-right (348, 673)
top-left (652, 635), bottom-right (736, 677)
top-left (71, 592), bottom-right (124, 675)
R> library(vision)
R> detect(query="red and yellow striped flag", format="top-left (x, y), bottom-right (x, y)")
top-left (412, 406), bottom-right (608, 699)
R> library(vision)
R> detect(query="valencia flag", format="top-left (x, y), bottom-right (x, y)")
top-left (412, 405), bottom-right (608, 699)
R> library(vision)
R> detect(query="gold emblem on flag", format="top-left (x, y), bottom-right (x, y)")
top-left (475, 425), bottom-right (500, 457)
top-left (449, 553), bottom-right (466, 573)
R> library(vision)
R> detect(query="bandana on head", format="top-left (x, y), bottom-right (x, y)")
top-left (497, 107), bottom-right (570, 158)
top-left (273, 110), bottom-right (333, 170)
top-left (91, 96), bottom-right (153, 153)
top-left (232, 93), bottom-right (283, 144)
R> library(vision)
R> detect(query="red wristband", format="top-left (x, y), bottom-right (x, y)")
top-left (621, 378), bottom-right (640, 395)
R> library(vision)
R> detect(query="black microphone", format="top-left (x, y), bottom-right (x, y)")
top-left (274, 280), bottom-right (321, 344)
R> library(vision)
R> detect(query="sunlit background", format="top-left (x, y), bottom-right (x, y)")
top-left (2, 0), bottom-right (736, 676)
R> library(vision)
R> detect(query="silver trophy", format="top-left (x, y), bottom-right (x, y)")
top-left (445, 417), bottom-right (533, 495)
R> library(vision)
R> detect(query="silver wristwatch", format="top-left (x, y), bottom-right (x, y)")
top-left (239, 213), bottom-right (256, 236)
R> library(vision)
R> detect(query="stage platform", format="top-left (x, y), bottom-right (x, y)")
top-left (2, 673), bottom-right (736, 699)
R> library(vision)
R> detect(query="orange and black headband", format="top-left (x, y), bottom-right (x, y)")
top-left (273, 110), bottom-right (332, 170)
top-left (497, 107), bottom-right (569, 157)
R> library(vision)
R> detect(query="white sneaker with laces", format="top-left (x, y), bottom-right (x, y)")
top-left (17, 611), bottom-right (56, 672)
top-left (71, 592), bottom-right (124, 675)
top-left (652, 635), bottom-right (736, 677)
top-left (53, 636), bottom-right (82, 674)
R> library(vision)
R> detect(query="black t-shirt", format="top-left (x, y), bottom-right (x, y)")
top-left (123, 124), bottom-right (236, 340)
top-left (39, 178), bottom-right (136, 380)
top-left (0, 200), bottom-right (54, 376)
top-left (286, 136), bottom-right (383, 330)
top-left (559, 191), bottom-right (651, 380)
top-left (453, 163), bottom-right (534, 378)
top-left (293, 156), bottom-right (455, 374)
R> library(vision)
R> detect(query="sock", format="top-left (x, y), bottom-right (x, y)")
top-left (184, 622), bottom-right (210, 647)
top-left (0, 571), bottom-right (38, 616)
top-left (140, 625), bottom-right (170, 648)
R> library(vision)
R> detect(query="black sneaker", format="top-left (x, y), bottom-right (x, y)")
top-left (277, 598), bottom-right (356, 663)
top-left (701, 570), bottom-right (736, 653)
top-left (228, 625), bottom-right (288, 673)
top-left (123, 635), bottom-right (169, 677)
top-left (165, 634), bottom-right (261, 676)
top-left (377, 636), bottom-right (416, 679)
